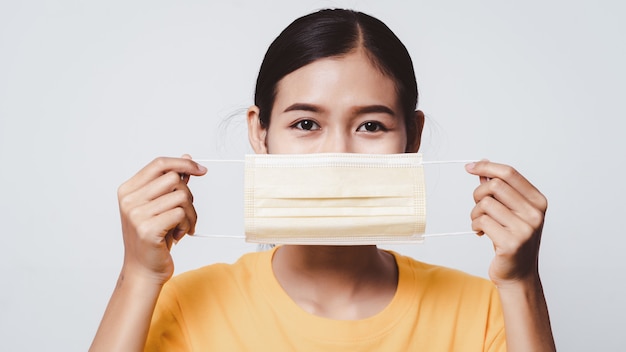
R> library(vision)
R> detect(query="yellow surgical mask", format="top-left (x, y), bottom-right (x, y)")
top-left (244, 153), bottom-right (426, 245)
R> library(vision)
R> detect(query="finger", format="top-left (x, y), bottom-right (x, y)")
top-left (158, 207), bottom-right (190, 246)
top-left (180, 154), bottom-right (193, 184)
top-left (471, 195), bottom-right (537, 239)
top-left (148, 190), bottom-right (197, 234)
top-left (120, 157), bottom-right (207, 196)
top-left (470, 196), bottom-right (523, 229)
top-left (471, 214), bottom-right (530, 255)
top-left (135, 207), bottom-right (187, 245)
top-left (477, 159), bottom-right (491, 185)
top-left (132, 188), bottom-right (197, 232)
top-left (472, 178), bottom-right (542, 226)
top-left (142, 171), bottom-right (194, 203)
top-left (466, 161), bottom-right (547, 211)
top-left (119, 171), bottom-right (191, 213)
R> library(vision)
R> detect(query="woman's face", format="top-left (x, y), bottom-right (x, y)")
top-left (248, 50), bottom-right (414, 154)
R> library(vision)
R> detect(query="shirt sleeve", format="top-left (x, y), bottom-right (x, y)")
top-left (144, 281), bottom-right (190, 352)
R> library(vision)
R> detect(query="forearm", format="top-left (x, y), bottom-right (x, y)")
top-left (498, 275), bottom-right (556, 352)
top-left (89, 269), bottom-right (163, 352)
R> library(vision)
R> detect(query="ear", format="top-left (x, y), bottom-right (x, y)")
top-left (405, 110), bottom-right (425, 153)
top-left (247, 105), bottom-right (268, 154)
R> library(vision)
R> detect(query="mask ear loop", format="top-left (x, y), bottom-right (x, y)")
top-left (189, 157), bottom-right (479, 241)
top-left (422, 231), bottom-right (477, 238)
top-left (418, 159), bottom-right (479, 239)
top-left (193, 159), bottom-right (244, 163)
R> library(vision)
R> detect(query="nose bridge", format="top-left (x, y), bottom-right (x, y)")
top-left (320, 124), bottom-right (352, 153)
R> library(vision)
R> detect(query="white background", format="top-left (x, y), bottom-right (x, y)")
top-left (1, 0), bottom-right (624, 350)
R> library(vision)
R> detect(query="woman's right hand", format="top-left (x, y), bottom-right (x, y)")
top-left (116, 155), bottom-right (207, 285)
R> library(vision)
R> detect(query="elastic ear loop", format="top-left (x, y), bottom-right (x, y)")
top-left (189, 158), bottom-right (479, 241)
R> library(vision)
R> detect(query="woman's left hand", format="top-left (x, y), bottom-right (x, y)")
top-left (465, 160), bottom-right (547, 287)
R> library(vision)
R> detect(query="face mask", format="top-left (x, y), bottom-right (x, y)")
top-left (244, 153), bottom-right (425, 245)
top-left (193, 153), bottom-right (476, 245)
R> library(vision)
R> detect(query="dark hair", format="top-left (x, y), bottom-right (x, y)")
top-left (254, 9), bottom-right (419, 141)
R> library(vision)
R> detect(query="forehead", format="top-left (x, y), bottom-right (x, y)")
top-left (273, 51), bottom-right (400, 111)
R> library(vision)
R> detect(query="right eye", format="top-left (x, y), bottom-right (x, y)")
top-left (291, 119), bottom-right (320, 131)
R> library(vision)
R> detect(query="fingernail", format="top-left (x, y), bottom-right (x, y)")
top-left (198, 164), bottom-right (207, 172)
top-left (466, 162), bottom-right (476, 170)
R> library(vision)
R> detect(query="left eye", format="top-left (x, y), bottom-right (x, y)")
top-left (292, 119), bottom-right (320, 131)
top-left (357, 121), bottom-right (385, 132)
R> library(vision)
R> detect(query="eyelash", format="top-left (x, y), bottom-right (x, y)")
top-left (291, 119), bottom-right (320, 131)
top-left (290, 120), bottom-right (388, 132)
top-left (357, 121), bottom-right (388, 132)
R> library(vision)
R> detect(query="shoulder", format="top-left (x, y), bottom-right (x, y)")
top-left (163, 250), bottom-right (268, 298)
top-left (389, 251), bottom-right (504, 341)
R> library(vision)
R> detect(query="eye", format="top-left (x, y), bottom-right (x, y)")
top-left (357, 121), bottom-right (386, 132)
top-left (292, 119), bottom-right (320, 131)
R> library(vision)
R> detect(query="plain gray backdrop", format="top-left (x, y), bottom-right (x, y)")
top-left (1, 0), bottom-right (624, 350)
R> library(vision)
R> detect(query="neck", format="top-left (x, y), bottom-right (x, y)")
top-left (271, 245), bottom-right (399, 319)
top-left (274, 245), bottom-right (388, 277)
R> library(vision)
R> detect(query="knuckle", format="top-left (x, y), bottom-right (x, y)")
top-left (480, 196), bottom-right (495, 209)
top-left (538, 194), bottom-right (548, 212)
top-left (166, 171), bottom-right (182, 186)
top-left (183, 188), bottom-right (193, 202)
top-left (170, 189), bottom-right (191, 205)
top-left (502, 165), bottom-right (518, 179)
top-left (127, 206), bottom-right (143, 222)
top-left (469, 208), bottom-right (479, 221)
top-left (173, 207), bottom-right (186, 219)
top-left (117, 184), bottom-right (128, 198)
top-left (119, 193), bottom-right (134, 211)
top-left (471, 219), bottom-right (480, 231)
top-left (472, 188), bottom-right (481, 203)
top-left (489, 178), bottom-right (506, 193)
top-left (153, 157), bottom-right (168, 168)
top-left (472, 215), bottom-right (486, 229)
top-left (527, 209), bottom-right (544, 227)
top-left (474, 200), bottom-right (486, 214)
top-left (518, 222), bottom-right (535, 238)
top-left (175, 190), bottom-right (190, 204)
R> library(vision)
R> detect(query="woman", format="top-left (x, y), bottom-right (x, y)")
top-left (91, 9), bottom-right (555, 351)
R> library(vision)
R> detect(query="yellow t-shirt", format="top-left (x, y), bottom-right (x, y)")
top-left (145, 248), bottom-right (505, 351)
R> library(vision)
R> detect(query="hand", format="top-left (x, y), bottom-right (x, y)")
top-left (117, 155), bottom-right (207, 284)
top-left (465, 160), bottom-right (547, 287)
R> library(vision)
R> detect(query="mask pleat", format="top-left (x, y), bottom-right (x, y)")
top-left (244, 153), bottom-right (426, 245)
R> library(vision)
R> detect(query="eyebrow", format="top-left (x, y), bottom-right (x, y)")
top-left (283, 103), bottom-right (396, 116)
top-left (354, 105), bottom-right (396, 116)
top-left (283, 103), bottom-right (322, 113)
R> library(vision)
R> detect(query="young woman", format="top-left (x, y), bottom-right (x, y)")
top-left (91, 9), bottom-right (555, 351)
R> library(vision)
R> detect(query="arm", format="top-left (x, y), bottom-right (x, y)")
top-left (466, 161), bottom-right (556, 352)
top-left (90, 156), bottom-right (207, 352)
top-left (89, 271), bottom-right (164, 351)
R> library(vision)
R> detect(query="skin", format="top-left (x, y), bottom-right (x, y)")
top-left (90, 49), bottom-right (555, 351)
